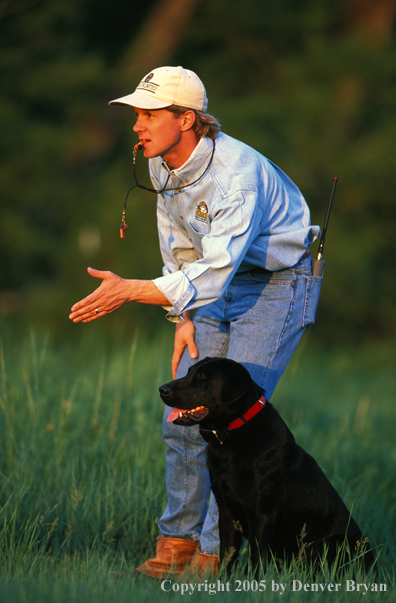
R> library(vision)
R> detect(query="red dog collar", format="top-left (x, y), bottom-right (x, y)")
top-left (199, 396), bottom-right (266, 445)
top-left (227, 396), bottom-right (266, 430)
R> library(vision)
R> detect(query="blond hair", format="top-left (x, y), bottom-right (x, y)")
top-left (165, 105), bottom-right (221, 139)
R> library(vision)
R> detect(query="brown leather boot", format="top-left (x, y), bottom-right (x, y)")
top-left (136, 537), bottom-right (200, 578)
top-left (183, 551), bottom-right (219, 578)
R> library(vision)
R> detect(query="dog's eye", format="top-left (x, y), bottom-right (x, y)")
top-left (196, 373), bottom-right (206, 380)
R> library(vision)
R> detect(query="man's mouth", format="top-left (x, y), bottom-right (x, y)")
top-left (167, 405), bottom-right (209, 423)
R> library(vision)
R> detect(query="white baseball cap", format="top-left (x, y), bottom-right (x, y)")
top-left (109, 66), bottom-right (208, 111)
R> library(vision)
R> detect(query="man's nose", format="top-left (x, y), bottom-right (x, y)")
top-left (133, 118), bottom-right (144, 133)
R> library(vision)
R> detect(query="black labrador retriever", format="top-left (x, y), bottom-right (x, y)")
top-left (160, 357), bottom-right (375, 575)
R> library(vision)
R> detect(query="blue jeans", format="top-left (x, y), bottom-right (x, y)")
top-left (158, 256), bottom-right (322, 554)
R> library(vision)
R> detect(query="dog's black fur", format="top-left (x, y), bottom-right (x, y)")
top-left (160, 357), bottom-right (375, 575)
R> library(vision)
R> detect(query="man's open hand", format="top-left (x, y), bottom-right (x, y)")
top-left (69, 267), bottom-right (130, 323)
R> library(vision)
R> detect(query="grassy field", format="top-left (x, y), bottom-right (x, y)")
top-left (0, 324), bottom-right (395, 601)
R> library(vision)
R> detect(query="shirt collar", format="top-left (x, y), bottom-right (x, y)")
top-left (161, 136), bottom-right (215, 184)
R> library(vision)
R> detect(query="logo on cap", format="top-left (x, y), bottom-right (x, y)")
top-left (137, 74), bottom-right (159, 95)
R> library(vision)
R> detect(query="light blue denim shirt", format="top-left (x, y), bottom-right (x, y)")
top-left (151, 132), bottom-right (320, 321)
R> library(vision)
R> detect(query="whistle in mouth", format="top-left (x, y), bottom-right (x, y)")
top-left (120, 222), bottom-right (128, 239)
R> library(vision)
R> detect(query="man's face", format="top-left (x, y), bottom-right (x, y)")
top-left (133, 108), bottom-right (185, 166)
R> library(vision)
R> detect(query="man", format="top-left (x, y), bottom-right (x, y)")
top-left (69, 66), bottom-right (322, 577)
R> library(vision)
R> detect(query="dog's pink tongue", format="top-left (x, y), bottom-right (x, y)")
top-left (167, 408), bottom-right (185, 423)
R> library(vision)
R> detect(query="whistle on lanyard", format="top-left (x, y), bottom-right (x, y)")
top-left (119, 143), bottom-right (143, 239)
top-left (119, 220), bottom-right (128, 239)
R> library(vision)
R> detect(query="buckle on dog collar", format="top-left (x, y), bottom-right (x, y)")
top-left (199, 427), bottom-right (230, 445)
top-left (199, 396), bottom-right (266, 445)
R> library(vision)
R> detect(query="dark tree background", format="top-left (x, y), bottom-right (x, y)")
top-left (1, 0), bottom-right (395, 342)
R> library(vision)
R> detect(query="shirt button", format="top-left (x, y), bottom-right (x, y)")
top-left (180, 215), bottom-right (183, 220)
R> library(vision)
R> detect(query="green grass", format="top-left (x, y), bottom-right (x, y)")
top-left (0, 326), bottom-right (395, 601)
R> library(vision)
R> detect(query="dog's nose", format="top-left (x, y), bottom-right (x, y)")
top-left (159, 385), bottom-right (172, 398)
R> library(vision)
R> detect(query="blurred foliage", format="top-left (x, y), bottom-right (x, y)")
top-left (0, 0), bottom-right (395, 343)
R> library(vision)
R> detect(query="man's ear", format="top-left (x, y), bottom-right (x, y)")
top-left (219, 362), bottom-right (252, 405)
top-left (180, 110), bottom-right (196, 132)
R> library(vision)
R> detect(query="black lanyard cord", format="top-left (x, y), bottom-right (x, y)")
top-left (120, 139), bottom-right (215, 238)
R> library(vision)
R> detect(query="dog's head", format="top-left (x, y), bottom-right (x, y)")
top-left (159, 357), bottom-right (262, 427)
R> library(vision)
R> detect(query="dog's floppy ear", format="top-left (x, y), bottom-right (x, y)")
top-left (219, 361), bottom-right (254, 405)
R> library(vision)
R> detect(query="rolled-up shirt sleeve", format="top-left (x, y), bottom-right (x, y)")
top-left (153, 188), bottom-right (263, 321)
